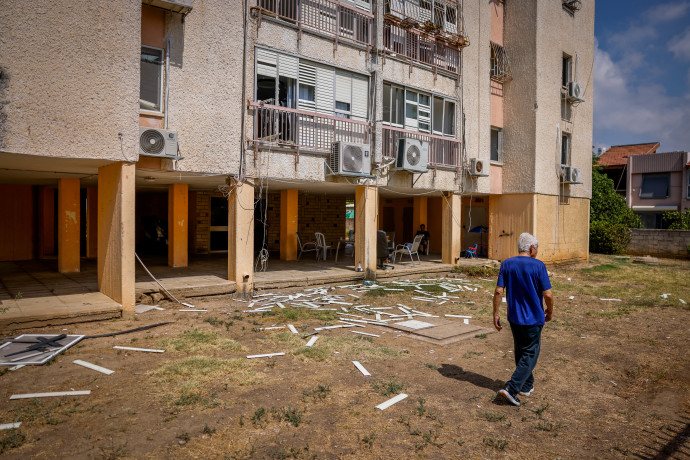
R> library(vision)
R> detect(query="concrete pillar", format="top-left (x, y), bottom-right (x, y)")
top-left (86, 187), bottom-right (98, 259)
top-left (168, 183), bottom-right (189, 267)
top-left (280, 189), bottom-right (298, 260)
top-left (58, 178), bottom-right (81, 273)
top-left (228, 179), bottom-right (254, 294)
top-left (413, 196), bottom-right (428, 230)
top-left (98, 162), bottom-right (135, 311)
top-left (442, 192), bottom-right (461, 265)
top-left (355, 184), bottom-right (377, 279)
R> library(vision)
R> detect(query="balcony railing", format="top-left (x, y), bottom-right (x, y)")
top-left (383, 21), bottom-right (460, 73)
top-left (382, 125), bottom-right (460, 168)
top-left (249, 102), bottom-right (371, 153)
top-left (386, 0), bottom-right (465, 39)
top-left (256, 0), bottom-right (374, 47)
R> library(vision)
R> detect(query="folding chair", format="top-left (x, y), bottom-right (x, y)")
top-left (393, 234), bottom-right (423, 265)
top-left (296, 232), bottom-right (319, 260)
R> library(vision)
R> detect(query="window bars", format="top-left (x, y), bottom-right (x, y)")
top-left (490, 42), bottom-right (512, 83)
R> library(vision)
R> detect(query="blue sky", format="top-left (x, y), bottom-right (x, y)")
top-left (594, 1), bottom-right (690, 152)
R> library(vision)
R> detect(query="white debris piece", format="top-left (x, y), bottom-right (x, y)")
top-left (113, 346), bottom-right (165, 353)
top-left (287, 324), bottom-right (299, 334)
top-left (350, 331), bottom-right (380, 338)
top-left (73, 360), bottom-right (115, 375)
top-left (259, 326), bottom-right (285, 331)
top-left (375, 393), bottom-right (408, 410)
top-left (246, 352), bottom-right (285, 359)
top-left (569, 296), bottom-right (575, 300)
top-left (680, 299), bottom-right (687, 305)
top-left (600, 298), bottom-right (622, 301)
top-left (10, 391), bottom-right (91, 400)
top-left (305, 336), bottom-right (319, 347)
top-left (445, 314), bottom-right (472, 319)
top-left (180, 302), bottom-right (196, 308)
top-left (353, 360), bottom-right (371, 376)
top-left (0, 422), bottom-right (21, 430)
top-left (179, 309), bottom-right (208, 312)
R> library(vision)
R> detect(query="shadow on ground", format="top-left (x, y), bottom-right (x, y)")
top-left (437, 364), bottom-right (504, 392)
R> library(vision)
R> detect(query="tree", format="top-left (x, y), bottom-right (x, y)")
top-left (589, 160), bottom-right (641, 254)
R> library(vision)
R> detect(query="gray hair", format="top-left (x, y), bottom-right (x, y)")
top-left (517, 233), bottom-right (538, 253)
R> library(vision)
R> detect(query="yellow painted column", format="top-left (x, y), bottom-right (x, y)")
top-left (86, 187), bottom-right (98, 259)
top-left (413, 196), bottom-right (428, 230)
top-left (228, 179), bottom-right (254, 294)
top-left (442, 192), bottom-right (461, 265)
top-left (280, 189), bottom-right (298, 260)
top-left (355, 184), bottom-right (378, 279)
top-left (168, 183), bottom-right (189, 267)
top-left (98, 162), bottom-right (135, 311)
top-left (58, 178), bottom-right (81, 273)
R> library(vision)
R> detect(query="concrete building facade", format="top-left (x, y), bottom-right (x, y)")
top-left (0, 0), bottom-right (594, 313)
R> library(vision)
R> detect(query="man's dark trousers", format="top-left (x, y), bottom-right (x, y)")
top-left (506, 322), bottom-right (543, 394)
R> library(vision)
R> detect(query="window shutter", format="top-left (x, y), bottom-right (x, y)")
top-left (299, 61), bottom-right (316, 86)
top-left (497, 129), bottom-right (503, 160)
top-left (354, 0), bottom-right (371, 12)
top-left (315, 64), bottom-right (334, 115)
top-left (335, 71), bottom-right (352, 105)
top-left (256, 48), bottom-right (277, 77)
top-left (351, 74), bottom-right (368, 121)
top-left (278, 53), bottom-right (298, 79)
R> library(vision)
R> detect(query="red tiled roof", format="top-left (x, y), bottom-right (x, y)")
top-left (598, 142), bottom-right (660, 167)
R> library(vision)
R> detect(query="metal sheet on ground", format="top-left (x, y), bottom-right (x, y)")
top-left (0, 335), bottom-right (84, 366)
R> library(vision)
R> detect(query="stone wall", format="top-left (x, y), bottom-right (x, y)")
top-left (627, 229), bottom-right (690, 259)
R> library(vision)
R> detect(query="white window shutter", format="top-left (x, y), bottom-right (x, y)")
top-left (351, 74), bottom-right (368, 121)
top-left (315, 64), bottom-right (335, 115)
top-left (299, 61), bottom-right (316, 86)
top-left (256, 48), bottom-right (277, 78)
top-left (354, 0), bottom-right (371, 12)
top-left (335, 71), bottom-right (352, 105)
top-left (278, 54), bottom-right (298, 79)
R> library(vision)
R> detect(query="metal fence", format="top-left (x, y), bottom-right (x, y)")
top-left (382, 125), bottom-right (460, 167)
top-left (383, 22), bottom-right (460, 73)
top-left (249, 102), bottom-right (371, 153)
top-left (257, 0), bottom-right (374, 46)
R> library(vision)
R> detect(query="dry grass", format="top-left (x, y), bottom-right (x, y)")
top-left (157, 327), bottom-right (246, 354)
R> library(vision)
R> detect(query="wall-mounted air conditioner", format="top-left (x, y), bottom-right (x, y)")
top-left (561, 166), bottom-right (582, 184)
top-left (330, 142), bottom-right (371, 176)
top-left (395, 138), bottom-right (429, 173)
top-left (469, 158), bottom-right (488, 176)
top-left (139, 127), bottom-right (179, 158)
top-left (567, 82), bottom-right (584, 102)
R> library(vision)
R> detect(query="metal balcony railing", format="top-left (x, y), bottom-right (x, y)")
top-left (256, 0), bottom-right (374, 47)
top-left (382, 125), bottom-right (460, 168)
top-left (385, 0), bottom-right (465, 39)
top-left (383, 21), bottom-right (460, 73)
top-left (249, 102), bottom-right (371, 153)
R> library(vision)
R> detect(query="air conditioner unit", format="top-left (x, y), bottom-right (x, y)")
top-left (395, 138), bottom-right (429, 173)
top-left (330, 142), bottom-right (371, 176)
top-left (567, 82), bottom-right (584, 102)
top-left (139, 127), bottom-right (179, 157)
top-left (469, 158), bottom-right (488, 176)
top-left (561, 166), bottom-right (582, 184)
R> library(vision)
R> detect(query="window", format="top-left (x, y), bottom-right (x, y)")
top-left (640, 173), bottom-right (670, 199)
top-left (140, 46), bottom-right (164, 112)
top-left (383, 83), bottom-right (455, 136)
top-left (404, 90), bottom-right (430, 132)
top-left (561, 133), bottom-right (570, 165)
top-left (562, 54), bottom-right (572, 87)
top-left (383, 83), bottom-right (405, 126)
top-left (491, 127), bottom-right (503, 162)
top-left (432, 96), bottom-right (455, 136)
top-left (490, 43), bottom-right (512, 82)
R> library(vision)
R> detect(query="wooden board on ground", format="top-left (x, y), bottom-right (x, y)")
top-left (377, 318), bottom-right (493, 345)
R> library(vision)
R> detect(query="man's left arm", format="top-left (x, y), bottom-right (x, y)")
top-left (543, 289), bottom-right (554, 322)
top-left (493, 286), bottom-right (504, 331)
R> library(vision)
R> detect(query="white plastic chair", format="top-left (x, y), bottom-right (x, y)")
top-left (314, 232), bottom-right (332, 261)
top-left (393, 234), bottom-right (423, 265)
top-left (296, 232), bottom-right (319, 260)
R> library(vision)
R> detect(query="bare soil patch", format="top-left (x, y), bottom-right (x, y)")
top-left (1, 255), bottom-right (689, 459)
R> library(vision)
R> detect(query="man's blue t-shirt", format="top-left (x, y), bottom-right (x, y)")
top-left (497, 256), bottom-right (552, 326)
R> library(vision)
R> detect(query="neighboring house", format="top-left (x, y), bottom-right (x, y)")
top-left (597, 142), bottom-right (660, 196)
top-left (627, 151), bottom-right (690, 228)
top-left (0, 0), bottom-right (594, 312)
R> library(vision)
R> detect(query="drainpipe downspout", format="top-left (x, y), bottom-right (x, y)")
top-left (239, 0), bottom-right (249, 180)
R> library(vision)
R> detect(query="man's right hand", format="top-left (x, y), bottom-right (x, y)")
top-left (493, 315), bottom-right (502, 331)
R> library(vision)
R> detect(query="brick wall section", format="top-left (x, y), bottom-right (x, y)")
top-left (194, 191), bottom-right (214, 254)
top-left (627, 229), bottom-right (690, 259)
top-left (266, 193), bottom-right (281, 252)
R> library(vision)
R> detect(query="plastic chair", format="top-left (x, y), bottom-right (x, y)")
top-left (296, 233), bottom-right (319, 260)
top-left (393, 234), bottom-right (423, 265)
top-left (465, 243), bottom-right (478, 259)
top-left (314, 232), bottom-right (332, 261)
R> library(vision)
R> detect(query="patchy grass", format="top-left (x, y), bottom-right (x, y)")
top-left (261, 308), bottom-right (338, 322)
top-left (372, 378), bottom-right (405, 396)
top-left (0, 429), bottom-right (26, 454)
top-left (452, 265), bottom-right (499, 278)
top-left (157, 328), bottom-right (245, 353)
top-left (480, 411), bottom-right (506, 422)
top-left (293, 335), bottom-right (403, 362)
top-left (302, 384), bottom-right (332, 402)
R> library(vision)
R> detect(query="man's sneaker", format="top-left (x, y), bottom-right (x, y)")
top-left (498, 388), bottom-right (521, 407)
top-left (519, 388), bottom-right (534, 397)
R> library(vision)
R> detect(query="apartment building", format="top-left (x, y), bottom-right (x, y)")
top-left (0, 0), bottom-right (594, 312)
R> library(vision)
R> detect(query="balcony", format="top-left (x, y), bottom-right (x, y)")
top-left (385, 0), bottom-right (466, 39)
top-left (382, 125), bottom-right (460, 168)
top-left (383, 22), bottom-right (460, 73)
top-left (249, 102), bottom-right (371, 154)
top-left (256, 0), bottom-right (374, 47)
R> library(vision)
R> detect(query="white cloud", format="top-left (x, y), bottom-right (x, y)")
top-left (647, 2), bottom-right (690, 24)
top-left (668, 28), bottom-right (690, 60)
top-left (594, 41), bottom-right (690, 151)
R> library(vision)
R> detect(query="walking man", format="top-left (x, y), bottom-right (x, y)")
top-left (493, 233), bottom-right (554, 406)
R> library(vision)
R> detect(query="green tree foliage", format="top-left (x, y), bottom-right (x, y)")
top-left (661, 210), bottom-right (690, 230)
top-left (589, 160), bottom-right (641, 254)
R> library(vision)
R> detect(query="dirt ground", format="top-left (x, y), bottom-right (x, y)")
top-left (1, 254), bottom-right (689, 459)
